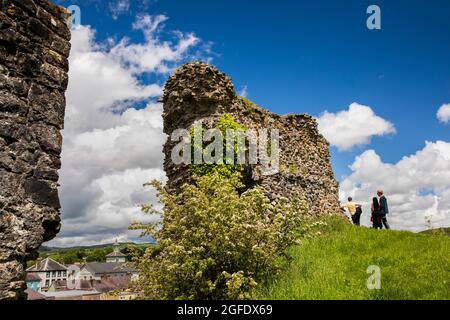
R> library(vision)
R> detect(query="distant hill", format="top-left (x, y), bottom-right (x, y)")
top-left (27, 242), bottom-right (156, 268)
top-left (420, 227), bottom-right (450, 236)
top-left (39, 242), bottom-right (155, 253)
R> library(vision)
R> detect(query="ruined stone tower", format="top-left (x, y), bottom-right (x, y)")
top-left (163, 62), bottom-right (340, 215)
top-left (0, 0), bottom-right (71, 300)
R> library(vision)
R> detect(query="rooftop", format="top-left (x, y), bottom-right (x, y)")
top-left (83, 262), bottom-right (136, 275)
top-left (106, 251), bottom-right (126, 258)
top-left (26, 258), bottom-right (67, 272)
top-left (41, 290), bottom-right (100, 298)
top-left (26, 289), bottom-right (47, 301)
top-left (26, 273), bottom-right (41, 282)
top-left (77, 276), bottom-right (132, 293)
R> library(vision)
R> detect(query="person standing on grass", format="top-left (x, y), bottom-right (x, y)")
top-left (377, 189), bottom-right (390, 229)
top-left (340, 197), bottom-right (362, 226)
top-left (371, 197), bottom-right (383, 229)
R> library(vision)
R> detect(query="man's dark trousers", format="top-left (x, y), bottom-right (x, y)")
top-left (352, 213), bottom-right (361, 226)
top-left (381, 215), bottom-right (390, 229)
top-left (379, 195), bottom-right (390, 229)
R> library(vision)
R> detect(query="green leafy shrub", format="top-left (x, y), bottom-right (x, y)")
top-left (130, 173), bottom-right (308, 300)
top-left (189, 114), bottom-right (247, 180)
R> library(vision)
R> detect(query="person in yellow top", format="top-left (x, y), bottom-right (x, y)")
top-left (341, 197), bottom-right (362, 226)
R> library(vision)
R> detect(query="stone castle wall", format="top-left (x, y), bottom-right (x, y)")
top-left (163, 62), bottom-right (340, 215)
top-left (0, 0), bottom-right (71, 300)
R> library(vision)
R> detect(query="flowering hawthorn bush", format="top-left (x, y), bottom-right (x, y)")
top-left (130, 173), bottom-right (309, 300)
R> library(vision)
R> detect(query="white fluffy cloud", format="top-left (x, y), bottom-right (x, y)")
top-left (49, 16), bottom-right (203, 247)
top-left (238, 85), bottom-right (248, 98)
top-left (109, 0), bottom-right (130, 20)
top-left (437, 104), bottom-right (450, 123)
top-left (317, 103), bottom-right (396, 151)
top-left (340, 141), bottom-right (450, 231)
top-left (110, 15), bottom-right (199, 75)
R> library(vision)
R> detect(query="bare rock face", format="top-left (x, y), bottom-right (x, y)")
top-left (163, 62), bottom-right (340, 216)
top-left (0, 0), bottom-right (71, 300)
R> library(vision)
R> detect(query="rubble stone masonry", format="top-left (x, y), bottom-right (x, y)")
top-left (163, 62), bottom-right (341, 217)
top-left (0, 0), bottom-right (71, 300)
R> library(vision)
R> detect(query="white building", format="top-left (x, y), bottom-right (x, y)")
top-left (26, 258), bottom-right (68, 291)
top-left (66, 262), bottom-right (138, 290)
top-left (66, 241), bottom-right (137, 290)
top-left (79, 262), bottom-right (138, 281)
top-left (67, 264), bottom-right (82, 290)
top-left (106, 240), bottom-right (127, 263)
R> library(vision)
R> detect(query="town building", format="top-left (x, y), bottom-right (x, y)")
top-left (64, 263), bottom-right (139, 299)
top-left (67, 263), bottom-right (82, 290)
top-left (81, 262), bottom-right (136, 280)
top-left (40, 290), bottom-right (101, 301)
top-left (25, 241), bottom-right (140, 300)
top-left (106, 239), bottom-right (127, 263)
top-left (25, 273), bottom-right (42, 292)
top-left (48, 279), bottom-right (68, 292)
top-left (26, 258), bottom-right (68, 291)
top-left (25, 288), bottom-right (49, 301)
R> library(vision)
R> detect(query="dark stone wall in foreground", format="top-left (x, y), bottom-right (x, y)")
top-left (163, 62), bottom-right (341, 217)
top-left (0, 0), bottom-right (71, 300)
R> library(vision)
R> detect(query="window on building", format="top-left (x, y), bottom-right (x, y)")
top-left (52, 271), bottom-right (56, 277)
top-left (46, 272), bottom-right (50, 278)
top-left (45, 280), bottom-right (49, 287)
top-left (57, 271), bottom-right (61, 277)
top-left (63, 271), bottom-right (67, 277)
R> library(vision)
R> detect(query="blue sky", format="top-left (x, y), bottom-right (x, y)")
top-left (58, 0), bottom-right (449, 177)
top-left (50, 0), bottom-right (450, 245)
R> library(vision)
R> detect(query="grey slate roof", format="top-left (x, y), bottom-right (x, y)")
top-left (26, 289), bottom-right (47, 300)
top-left (93, 275), bottom-right (131, 293)
top-left (26, 258), bottom-right (67, 272)
top-left (106, 251), bottom-right (126, 258)
top-left (84, 262), bottom-right (136, 275)
top-left (77, 276), bottom-right (132, 293)
top-left (26, 273), bottom-right (41, 282)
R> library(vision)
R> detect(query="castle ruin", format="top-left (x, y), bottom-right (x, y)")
top-left (0, 2), bottom-right (340, 299)
top-left (163, 62), bottom-right (340, 215)
top-left (0, 0), bottom-right (71, 300)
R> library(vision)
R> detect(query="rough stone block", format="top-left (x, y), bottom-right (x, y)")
top-left (163, 62), bottom-right (341, 216)
top-left (0, 0), bottom-right (70, 300)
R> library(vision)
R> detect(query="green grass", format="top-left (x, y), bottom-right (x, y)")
top-left (421, 227), bottom-right (450, 236)
top-left (257, 217), bottom-right (450, 300)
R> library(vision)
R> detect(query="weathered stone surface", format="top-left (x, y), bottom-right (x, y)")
top-left (163, 62), bottom-right (341, 216)
top-left (0, 0), bottom-right (70, 300)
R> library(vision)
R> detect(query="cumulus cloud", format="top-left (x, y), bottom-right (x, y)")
top-left (238, 85), bottom-right (248, 98)
top-left (339, 141), bottom-right (450, 231)
top-left (437, 103), bottom-right (450, 123)
top-left (317, 103), bottom-right (396, 151)
top-left (49, 16), bottom-right (203, 247)
top-left (107, 15), bottom-right (199, 75)
top-left (109, 0), bottom-right (130, 20)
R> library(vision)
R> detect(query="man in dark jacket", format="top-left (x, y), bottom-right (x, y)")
top-left (377, 189), bottom-right (390, 229)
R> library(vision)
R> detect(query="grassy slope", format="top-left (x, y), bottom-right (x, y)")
top-left (258, 217), bottom-right (450, 300)
top-left (420, 227), bottom-right (450, 236)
